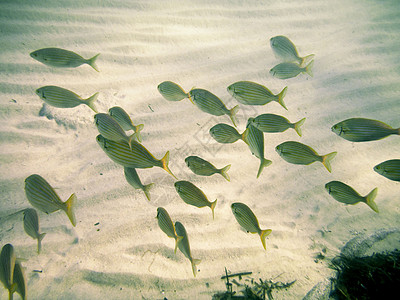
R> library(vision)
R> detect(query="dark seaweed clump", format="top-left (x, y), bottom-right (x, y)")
top-left (329, 250), bottom-right (400, 299)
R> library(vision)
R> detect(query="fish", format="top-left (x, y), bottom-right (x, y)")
top-left (325, 181), bottom-right (379, 213)
top-left (227, 81), bottom-right (288, 110)
top-left (30, 47), bottom-right (100, 71)
top-left (188, 88), bottom-right (239, 127)
top-left (108, 106), bottom-right (144, 143)
top-left (270, 60), bottom-right (314, 79)
top-left (275, 141), bottom-right (336, 172)
top-left (250, 114), bottom-right (305, 137)
top-left (94, 113), bottom-right (137, 149)
top-left (270, 35), bottom-right (314, 66)
top-left (174, 181), bottom-right (217, 219)
top-left (0, 244), bottom-right (17, 298)
top-left (124, 167), bottom-right (154, 201)
top-left (35, 85), bottom-right (98, 112)
top-left (331, 118), bottom-right (399, 142)
top-left (96, 135), bottom-right (176, 179)
top-left (242, 121), bottom-right (272, 178)
top-left (174, 221), bottom-right (201, 277)
top-left (231, 202), bottom-right (272, 250)
top-left (13, 262), bottom-right (27, 300)
top-left (23, 208), bottom-right (46, 254)
top-left (185, 155), bottom-right (231, 181)
top-left (24, 174), bottom-right (77, 226)
top-left (156, 207), bottom-right (183, 253)
top-left (373, 159), bottom-right (400, 182)
top-left (157, 81), bottom-right (189, 102)
top-left (209, 123), bottom-right (244, 144)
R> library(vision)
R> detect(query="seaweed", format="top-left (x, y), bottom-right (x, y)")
top-left (212, 268), bottom-right (295, 300)
top-left (329, 249), bottom-right (400, 300)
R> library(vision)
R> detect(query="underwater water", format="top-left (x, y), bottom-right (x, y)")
top-left (0, 0), bottom-right (399, 299)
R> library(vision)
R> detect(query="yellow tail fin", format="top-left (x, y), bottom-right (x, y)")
top-left (210, 199), bottom-right (217, 220)
top-left (134, 124), bottom-right (144, 143)
top-left (365, 187), bottom-right (379, 213)
top-left (229, 105), bottom-right (239, 127)
top-left (300, 54), bottom-right (315, 67)
top-left (161, 151), bottom-right (177, 179)
top-left (85, 92), bottom-right (99, 113)
top-left (305, 60), bottom-right (314, 77)
top-left (322, 151), bottom-right (337, 173)
top-left (257, 158), bottom-right (272, 178)
top-left (191, 258), bottom-right (201, 277)
top-left (277, 86), bottom-right (288, 110)
top-left (174, 235), bottom-right (184, 254)
top-left (294, 118), bottom-right (306, 137)
top-left (219, 164), bottom-right (231, 181)
top-left (87, 53), bottom-right (100, 72)
top-left (260, 229), bottom-right (272, 250)
top-left (64, 193), bottom-right (77, 227)
top-left (143, 183), bottom-right (154, 201)
top-left (38, 232), bottom-right (47, 254)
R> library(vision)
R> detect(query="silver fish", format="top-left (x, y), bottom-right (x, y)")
top-left (13, 262), bottom-right (27, 300)
top-left (0, 244), bottom-right (16, 298)
top-left (250, 114), bottom-right (306, 136)
top-left (227, 81), bottom-right (288, 109)
top-left (188, 88), bottom-right (239, 127)
top-left (373, 159), bottom-right (400, 182)
top-left (209, 123), bottom-right (244, 144)
top-left (96, 135), bottom-right (176, 179)
top-left (331, 118), bottom-right (399, 142)
top-left (174, 180), bottom-right (217, 219)
top-left (270, 60), bottom-right (314, 79)
top-left (35, 85), bottom-right (98, 112)
top-left (156, 207), bottom-right (183, 253)
top-left (108, 106), bottom-right (144, 143)
top-left (158, 81), bottom-right (188, 102)
top-left (174, 221), bottom-right (201, 277)
top-left (185, 155), bottom-right (231, 181)
top-left (23, 208), bottom-right (46, 254)
top-left (124, 167), bottom-right (154, 201)
top-left (30, 47), bottom-right (100, 71)
top-left (270, 35), bottom-right (314, 66)
top-left (325, 181), bottom-right (379, 213)
top-left (231, 202), bottom-right (272, 250)
top-left (275, 141), bottom-right (336, 172)
top-left (24, 174), bottom-right (77, 226)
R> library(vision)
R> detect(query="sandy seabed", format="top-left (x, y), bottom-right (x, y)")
top-left (0, 0), bottom-right (399, 299)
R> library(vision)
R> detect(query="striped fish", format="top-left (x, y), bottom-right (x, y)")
top-left (174, 180), bottom-right (217, 219)
top-left (275, 141), bottom-right (336, 172)
top-left (30, 47), bottom-right (100, 71)
top-left (94, 113), bottom-right (137, 149)
top-left (156, 207), bottom-right (183, 253)
top-left (13, 261), bottom-right (27, 300)
top-left (242, 121), bottom-right (272, 178)
top-left (250, 114), bottom-right (306, 137)
top-left (158, 81), bottom-right (189, 102)
top-left (270, 60), bottom-right (314, 79)
top-left (0, 243), bottom-right (16, 298)
top-left (35, 85), bottom-right (98, 112)
top-left (331, 118), bottom-right (399, 142)
top-left (108, 106), bottom-right (144, 143)
top-left (325, 181), bottom-right (379, 213)
top-left (96, 135), bottom-right (176, 179)
top-left (23, 208), bottom-right (47, 254)
top-left (124, 167), bottom-right (154, 201)
top-left (24, 174), bottom-right (77, 227)
top-left (188, 88), bottom-right (239, 127)
top-left (374, 159), bottom-right (400, 182)
top-left (227, 81), bottom-right (288, 110)
top-left (185, 156), bottom-right (231, 181)
top-left (231, 202), bottom-right (272, 250)
top-left (174, 221), bottom-right (201, 277)
top-left (209, 123), bottom-right (244, 144)
top-left (270, 35), bottom-right (314, 66)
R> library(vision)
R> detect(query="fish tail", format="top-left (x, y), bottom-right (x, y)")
top-left (229, 105), bottom-right (239, 127)
top-left (174, 235), bottom-right (184, 254)
top-left (85, 92), bottom-right (99, 113)
top-left (294, 118), bottom-right (306, 137)
top-left (305, 60), bottom-right (314, 77)
top-left (134, 124), bottom-right (144, 143)
top-left (322, 151), bottom-right (337, 173)
top-left (187, 90), bottom-right (195, 104)
top-left (210, 199), bottom-right (217, 220)
top-left (64, 193), bottom-right (77, 227)
top-left (241, 127), bottom-right (249, 145)
top-left (37, 232), bottom-right (47, 254)
top-left (277, 86), bottom-right (288, 110)
top-left (219, 164), bottom-right (231, 181)
top-left (365, 188), bottom-right (379, 213)
top-left (300, 54), bottom-right (315, 67)
top-left (191, 258), bottom-right (201, 277)
top-left (9, 284), bottom-right (17, 300)
top-left (161, 151), bottom-right (177, 179)
top-left (257, 158), bottom-right (272, 178)
top-left (260, 229), bottom-right (272, 250)
top-left (87, 53), bottom-right (100, 72)
top-left (143, 183), bottom-right (154, 201)
top-left (128, 133), bottom-right (137, 150)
